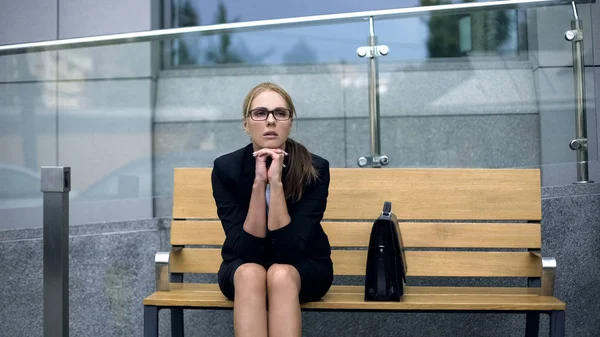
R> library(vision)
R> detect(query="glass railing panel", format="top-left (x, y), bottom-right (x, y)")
top-left (527, 3), bottom-right (598, 185)
top-left (0, 50), bottom-right (58, 229)
top-left (0, 0), bottom-right (596, 228)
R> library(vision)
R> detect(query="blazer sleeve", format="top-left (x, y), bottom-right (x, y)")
top-left (267, 159), bottom-right (330, 262)
top-left (211, 161), bottom-right (267, 262)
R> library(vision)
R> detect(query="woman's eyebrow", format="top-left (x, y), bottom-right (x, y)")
top-left (251, 106), bottom-right (288, 110)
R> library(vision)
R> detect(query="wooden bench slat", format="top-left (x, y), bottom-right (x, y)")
top-left (171, 220), bottom-right (224, 246)
top-left (327, 169), bottom-right (542, 221)
top-left (399, 223), bottom-right (541, 249)
top-left (172, 168), bottom-right (542, 221)
top-left (332, 251), bottom-right (541, 277)
top-left (170, 249), bottom-right (541, 277)
top-left (167, 283), bottom-right (542, 296)
top-left (171, 221), bottom-right (541, 249)
top-left (143, 286), bottom-right (565, 310)
top-left (172, 169), bottom-right (215, 220)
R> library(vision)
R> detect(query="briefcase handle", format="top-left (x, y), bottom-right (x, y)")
top-left (382, 201), bottom-right (392, 216)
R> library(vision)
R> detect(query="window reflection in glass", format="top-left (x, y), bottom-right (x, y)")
top-left (165, 0), bottom-right (525, 68)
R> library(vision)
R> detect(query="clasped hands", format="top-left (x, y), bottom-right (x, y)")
top-left (253, 148), bottom-right (288, 184)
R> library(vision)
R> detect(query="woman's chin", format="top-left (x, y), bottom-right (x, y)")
top-left (256, 139), bottom-right (285, 149)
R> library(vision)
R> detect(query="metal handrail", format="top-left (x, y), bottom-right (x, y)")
top-left (0, 0), bottom-right (591, 55)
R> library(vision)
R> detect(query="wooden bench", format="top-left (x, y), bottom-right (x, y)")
top-left (143, 167), bottom-right (565, 337)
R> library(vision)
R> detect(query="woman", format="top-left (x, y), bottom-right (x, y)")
top-left (211, 82), bottom-right (333, 337)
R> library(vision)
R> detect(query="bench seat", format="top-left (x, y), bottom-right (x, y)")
top-left (144, 284), bottom-right (565, 311)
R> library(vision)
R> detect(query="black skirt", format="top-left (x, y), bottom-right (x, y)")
top-left (218, 257), bottom-right (333, 303)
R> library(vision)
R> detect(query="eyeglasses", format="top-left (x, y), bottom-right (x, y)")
top-left (248, 108), bottom-right (292, 121)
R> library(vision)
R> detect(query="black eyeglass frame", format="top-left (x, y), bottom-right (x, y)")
top-left (248, 108), bottom-right (293, 121)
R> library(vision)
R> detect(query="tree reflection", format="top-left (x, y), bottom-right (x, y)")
top-left (420, 0), bottom-right (511, 58)
top-left (174, 0), bottom-right (200, 65)
top-left (205, 1), bottom-right (244, 64)
top-left (173, 1), bottom-right (274, 66)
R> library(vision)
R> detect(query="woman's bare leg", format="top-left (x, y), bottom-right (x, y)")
top-left (266, 264), bottom-right (302, 337)
top-left (233, 263), bottom-right (268, 337)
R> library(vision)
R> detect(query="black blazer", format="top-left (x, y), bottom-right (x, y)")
top-left (211, 143), bottom-right (332, 265)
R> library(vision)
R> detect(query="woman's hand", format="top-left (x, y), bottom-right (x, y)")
top-left (253, 148), bottom-right (287, 184)
top-left (254, 150), bottom-right (269, 184)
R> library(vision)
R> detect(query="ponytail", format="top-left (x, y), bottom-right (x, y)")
top-left (284, 138), bottom-right (318, 202)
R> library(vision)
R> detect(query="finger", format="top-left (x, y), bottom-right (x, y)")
top-left (256, 153), bottom-right (274, 161)
top-left (257, 152), bottom-right (281, 161)
top-left (253, 149), bottom-right (288, 157)
top-left (253, 150), bottom-right (271, 158)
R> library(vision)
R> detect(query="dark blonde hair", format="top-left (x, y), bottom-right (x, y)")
top-left (243, 82), bottom-right (318, 201)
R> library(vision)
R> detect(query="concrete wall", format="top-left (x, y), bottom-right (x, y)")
top-left (0, 0), bottom-right (160, 228)
top-left (1, 183), bottom-right (598, 337)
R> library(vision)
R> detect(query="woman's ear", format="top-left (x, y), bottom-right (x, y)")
top-left (242, 119), bottom-right (249, 134)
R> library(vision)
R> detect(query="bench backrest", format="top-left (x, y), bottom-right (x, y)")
top-left (170, 168), bottom-right (543, 279)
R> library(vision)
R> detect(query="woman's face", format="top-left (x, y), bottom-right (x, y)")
top-left (244, 90), bottom-right (292, 150)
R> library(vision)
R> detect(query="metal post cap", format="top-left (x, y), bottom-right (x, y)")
top-left (41, 166), bottom-right (71, 193)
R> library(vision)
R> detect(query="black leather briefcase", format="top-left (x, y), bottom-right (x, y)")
top-left (364, 201), bottom-right (407, 301)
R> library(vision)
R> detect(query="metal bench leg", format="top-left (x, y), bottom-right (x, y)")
top-left (170, 272), bottom-right (185, 337)
top-left (549, 311), bottom-right (565, 337)
top-left (144, 306), bottom-right (159, 337)
top-left (525, 313), bottom-right (540, 336)
top-left (172, 308), bottom-right (184, 337)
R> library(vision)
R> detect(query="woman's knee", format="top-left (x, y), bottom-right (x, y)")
top-left (266, 264), bottom-right (301, 293)
top-left (234, 263), bottom-right (267, 292)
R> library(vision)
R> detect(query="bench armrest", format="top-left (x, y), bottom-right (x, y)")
top-left (529, 250), bottom-right (557, 296)
top-left (155, 251), bottom-right (171, 291)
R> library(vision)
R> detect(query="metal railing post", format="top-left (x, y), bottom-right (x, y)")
top-left (357, 17), bottom-right (390, 168)
top-left (565, 1), bottom-right (593, 183)
top-left (41, 166), bottom-right (71, 337)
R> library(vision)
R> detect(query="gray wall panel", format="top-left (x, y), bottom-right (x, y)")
top-left (346, 115), bottom-right (540, 169)
top-left (58, 0), bottom-right (152, 38)
top-left (345, 67), bottom-right (537, 118)
top-left (0, 0), bottom-right (57, 45)
top-left (155, 72), bottom-right (345, 122)
top-left (0, 0), bottom-right (58, 82)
